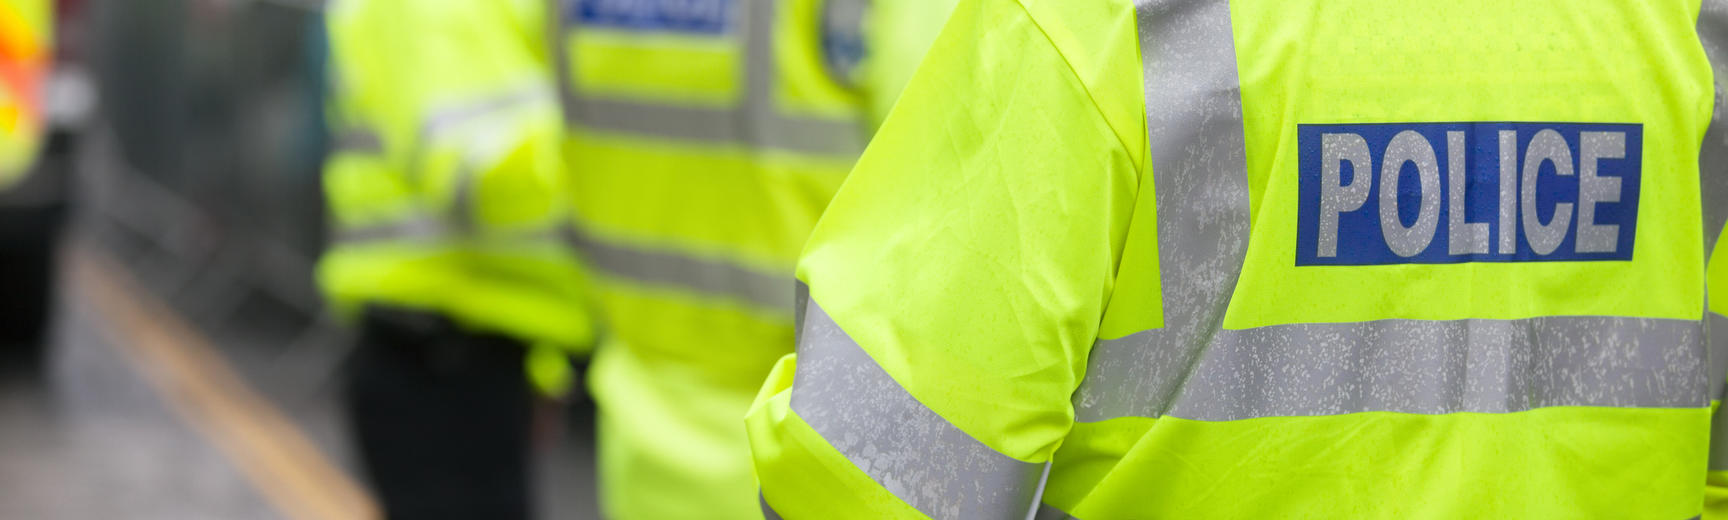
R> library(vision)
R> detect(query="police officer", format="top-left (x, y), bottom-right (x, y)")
top-left (749, 0), bottom-right (1728, 517)
top-left (321, 0), bottom-right (591, 517)
top-left (547, 0), bottom-right (955, 517)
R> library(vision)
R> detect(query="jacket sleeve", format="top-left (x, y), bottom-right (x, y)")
top-left (746, 0), bottom-right (1145, 517)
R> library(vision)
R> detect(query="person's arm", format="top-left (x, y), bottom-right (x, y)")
top-left (747, 0), bottom-right (1145, 516)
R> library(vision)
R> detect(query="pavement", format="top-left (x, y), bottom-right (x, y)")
top-left (0, 241), bottom-right (603, 520)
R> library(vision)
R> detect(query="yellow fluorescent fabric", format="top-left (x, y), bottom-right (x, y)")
top-left (566, 132), bottom-right (850, 272)
top-left (320, 0), bottom-right (592, 349)
top-left (590, 340), bottom-right (764, 519)
top-left (1052, 409), bottom-right (1706, 519)
top-left (570, 30), bottom-right (741, 106)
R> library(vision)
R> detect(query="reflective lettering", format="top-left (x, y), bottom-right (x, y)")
top-left (1448, 131), bottom-right (1491, 255)
top-left (1521, 129), bottom-right (1575, 256)
top-left (1319, 133), bottom-right (1372, 258)
top-left (1296, 122), bottom-right (1641, 265)
top-left (1577, 131), bottom-right (1626, 254)
top-left (1498, 130), bottom-right (1519, 255)
top-left (1380, 130), bottom-right (1442, 257)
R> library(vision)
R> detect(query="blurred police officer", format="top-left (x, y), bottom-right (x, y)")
top-left (320, 0), bottom-right (591, 517)
top-left (548, 0), bottom-right (956, 517)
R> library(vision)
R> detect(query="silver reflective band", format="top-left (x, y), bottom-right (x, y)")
top-left (332, 128), bottom-right (382, 154)
top-left (1072, 0), bottom-right (1253, 422)
top-left (1697, 0), bottom-right (1728, 258)
top-left (1711, 312), bottom-right (1728, 401)
top-left (450, 161), bottom-right (480, 234)
top-left (760, 492), bottom-right (784, 520)
top-left (791, 296), bottom-right (1044, 519)
top-left (1033, 503), bottom-right (1078, 520)
top-left (1076, 316), bottom-right (1707, 422)
top-left (1710, 313), bottom-right (1728, 471)
top-left (332, 215), bottom-right (450, 244)
top-left (334, 215), bottom-right (567, 246)
top-left (420, 86), bottom-right (555, 142)
top-left (564, 225), bottom-right (796, 312)
top-left (410, 86), bottom-right (557, 188)
top-left (551, 0), bottom-right (864, 156)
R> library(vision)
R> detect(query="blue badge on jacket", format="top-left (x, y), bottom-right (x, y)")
top-left (1296, 122), bottom-right (1643, 266)
top-left (568, 0), bottom-right (734, 34)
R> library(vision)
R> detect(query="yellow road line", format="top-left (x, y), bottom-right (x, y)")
top-left (72, 246), bottom-right (379, 520)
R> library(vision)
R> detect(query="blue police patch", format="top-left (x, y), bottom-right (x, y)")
top-left (568, 0), bottom-right (733, 34)
top-left (1296, 122), bottom-right (1643, 266)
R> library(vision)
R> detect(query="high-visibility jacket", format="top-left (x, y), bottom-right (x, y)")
top-left (0, 0), bottom-right (48, 186)
top-left (548, 0), bottom-right (955, 517)
top-left (750, 0), bottom-right (1728, 517)
top-left (319, 0), bottom-right (593, 381)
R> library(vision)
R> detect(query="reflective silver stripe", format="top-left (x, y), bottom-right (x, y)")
top-left (550, 0), bottom-right (865, 156)
top-left (760, 492), bottom-right (784, 520)
top-left (564, 225), bottom-right (797, 312)
top-left (791, 295), bottom-right (1044, 519)
top-left (1698, 0), bottom-right (1728, 258)
top-left (420, 86), bottom-right (556, 143)
top-left (1072, 0), bottom-right (1252, 422)
top-left (1714, 312), bottom-right (1728, 400)
top-left (1710, 313), bottom-right (1728, 471)
top-left (449, 161), bottom-right (480, 234)
top-left (1695, 9), bottom-right (1728, 474)
top-left (1086, 316), bottom-right (1705, 422)
top-left (1032, 503), bottom-right (1077, 520)
top-left (332, 128), bottom-right (382, 154)
top-left (333, 215), bottom-right (566, 246)
top-left (332, 215), bottom-right (450, 244)
top-left (412, 87), bottom-right (556, 232)
top-left (411, 86), bottom-right (556, 183)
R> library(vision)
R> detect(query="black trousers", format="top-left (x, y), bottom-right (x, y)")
top-left (343, 307), bottom-right (533, 520)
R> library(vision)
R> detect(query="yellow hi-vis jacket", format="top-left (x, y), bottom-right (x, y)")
top-left (548, 0), bottom-right (955, 517)
top-left (0, 0), bottom-right (47, 186)
top-left (750, 0), bottom-right (1728, 517)
top-left (319, 0), bottom-right (593, 392)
